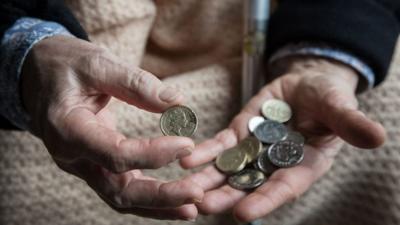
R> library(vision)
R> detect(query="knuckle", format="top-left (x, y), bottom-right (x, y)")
top-left (321, 89), bottom-right (357, 116)
top-left (128, 69), bottom-right (153, 94)
top-left (104, 153), bottom-right (127, 173)
top-left (78, 47), bottom-right (109, 81)
top-left (83, 48), bottom-right (108, 68)
top-left (133, 139), bottom-right (164, 169)
top-left (277, 179), bottom-right (297, 202)
top-left (106, 195), bottom-right (131, 212)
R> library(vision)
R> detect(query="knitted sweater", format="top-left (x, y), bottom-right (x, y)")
top-left (0, 1), bottom-right (399, 224)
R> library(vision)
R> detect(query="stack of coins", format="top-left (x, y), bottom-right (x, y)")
top-left (215, 99), bottom-right (305, 190)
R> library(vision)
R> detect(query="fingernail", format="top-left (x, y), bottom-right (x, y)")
top-left (159, 86), bottom-right (180, 102)
top-left (193, 198), bottom-right (202, 204)
top-left (176, 147), bottom-right (193, 159)
top-left (184, 218), bottom-right (196, 222)
top-left (355, 110), bottom-right (366, 118)
top-left (184, 198), bottom-right (202, 204)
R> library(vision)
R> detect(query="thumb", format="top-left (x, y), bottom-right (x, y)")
top-left (320, 90), bottom-right (386, 149)
top-left (80, 50), bottom-right (184, 112)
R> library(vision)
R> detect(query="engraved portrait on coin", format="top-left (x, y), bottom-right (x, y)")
top-left (160, 105), bottom-right (198, 137)
top-left (267, 140), bottom-right (304, 168)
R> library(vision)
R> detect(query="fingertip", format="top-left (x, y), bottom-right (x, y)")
top-left (178, 204), bottom-right (198, 221)
top-left (341, 111), bottom-right (386, 149)
top-left (196, 196), bottom-right (217, 215)
top-left (156, 136), bottom-right (195, 150)
top-left (233, 206), bottom-right (255, 223)
top-left (184, 179), bottom-right (205, 203)
top-left (158, 86), bottom-right (185, 106)
top-left (364, 121), bottom-right (386, 148)
top-left (161, 178), bottom-right (204, 207)
top-left (179, 155), bottom-right (197, 169)
top-left (233, 195), bottom-right (264, 223)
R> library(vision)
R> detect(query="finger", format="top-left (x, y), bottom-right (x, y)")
top-left (120, 204), bottom-right (198, 221)
top-left (186, 166), bottom-right (227, 191)
top-left (233, 145), bottom-right (334, 222)
top-left (96, 168), bottom-right (204, 209)
top-left (61, 160), bottom-right (200, 220)
top-left (197, 185), bottom-right (247, 215)
top-left (79, 49), bottom-right (184, 112)
top-left (64, 107), bottom-right (194, 172)
top-left (320, 91), bottom-right (386, 148)
top-left (180, 129), bottom-right (238, 169)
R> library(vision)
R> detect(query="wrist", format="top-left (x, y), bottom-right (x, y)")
top-left (268, 56), bottom-right (359, 92)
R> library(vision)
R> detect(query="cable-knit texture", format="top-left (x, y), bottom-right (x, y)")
top-left (0, 1), bottom-right (399, 224)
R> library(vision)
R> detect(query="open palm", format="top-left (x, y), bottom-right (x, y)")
top-left (180, 58), bottom-right (386, 222)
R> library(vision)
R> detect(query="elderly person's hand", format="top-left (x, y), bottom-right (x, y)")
top-left (181, 56), bottom-right (386, 222)
top-left (20, 35), bottom-right (203, 221)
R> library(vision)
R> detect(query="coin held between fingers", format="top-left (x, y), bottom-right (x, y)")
top-left (160, 105), bottom-right (198, 137)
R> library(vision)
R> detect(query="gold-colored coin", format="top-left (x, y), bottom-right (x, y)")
top-left (238, 137), bottom-right (263, 163)
top-left (216, 147), bottom-right (248, 174)
top-left (160, 105), bottom-right (198, 137)
top-left (228, 169), bottom-right (265, 190)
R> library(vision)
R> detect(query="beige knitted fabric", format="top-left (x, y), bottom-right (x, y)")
top-left (1, 1), bottom-right (400, 225)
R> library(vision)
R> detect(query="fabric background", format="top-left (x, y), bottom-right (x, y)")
top-left (0, 0), bottom-right (399, 224)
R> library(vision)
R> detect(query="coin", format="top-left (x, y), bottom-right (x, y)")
top-left (284, 131), bottom-right (305, 146)
top-left (254, 120), bottom-right (288, 144)
top-left (267, 140), bottom-right (304, 168)
top-left (216, 147), bottom-right (248, 174)
top-left (228, 169), bottom-right (265, 190)
top-left (239, 137), bottom-right (263, 163)
top-left (248, 116), bottom-right (265, 133)
top-left (261, 99), bottom-right (292, 123)
top-left (160, 105), bottom-right (198, 137)
top-left (256, 149), bottom-right (279, 175)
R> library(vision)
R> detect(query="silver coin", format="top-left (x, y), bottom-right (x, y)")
top-left (160, 105), bottom-right (198, 137)
top-left (261, 99), bottom-right (292, 123)
top-left (228, 169), bottom-right (265, 190)
top-left (267, 140), bottom-right (304, 168)
top-left (256, 149), bottom-right (279, 175)
top-left (254, 120), bottom-right (288, 144)
top-left (284, 131), bottom-right (305, 146)
top-left (248, 116), bottom-right (265, 133)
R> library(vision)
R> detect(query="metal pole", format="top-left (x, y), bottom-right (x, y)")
top-left (242, 1), bottom-right (270, 222)
top-left (242, 0), bottom-right (270, 106)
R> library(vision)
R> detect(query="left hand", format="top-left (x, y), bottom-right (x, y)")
top-left (180, 57), bottom-right (386, 222)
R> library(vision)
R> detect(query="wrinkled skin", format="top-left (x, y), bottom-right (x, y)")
top-left (21, 35), bottom-right (204, 221)
top-left (181, 57), bottom-right (386, 222)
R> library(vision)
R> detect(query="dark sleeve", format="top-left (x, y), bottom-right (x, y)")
top-left (0, 0), bottom-right (88, 130)
top-left (0, 0), bottom-right (88, 40)
top-left (267, 0), bottom-right (400, 86)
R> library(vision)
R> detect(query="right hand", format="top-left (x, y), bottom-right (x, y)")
top-left (20, 35), bottom-right (203, 220)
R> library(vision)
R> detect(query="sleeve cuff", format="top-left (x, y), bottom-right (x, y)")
top-left (269, 42), bottom-right (375, 93)
top-left (0, 17), bottom-right (73, 130)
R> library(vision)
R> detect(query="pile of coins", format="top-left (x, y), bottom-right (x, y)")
top-left (215, 99), bottom-right (306, 190)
